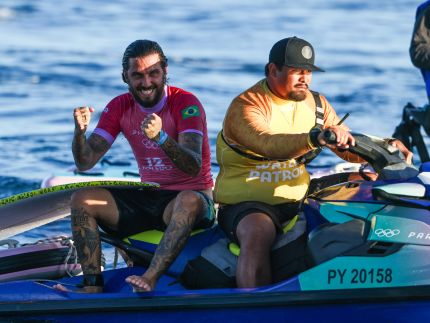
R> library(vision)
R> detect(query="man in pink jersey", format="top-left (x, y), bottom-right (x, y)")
top-left (54, 40), bottom-right (214, 293)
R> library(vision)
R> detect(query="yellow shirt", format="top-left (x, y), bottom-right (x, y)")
top-left (215, 79), bottom-right (363, 206)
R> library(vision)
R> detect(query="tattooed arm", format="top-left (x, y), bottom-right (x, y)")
top-left (160, 133), bottom-right (202, 177)
top-left (72, 133), bottom-right (111, 170)
top-left (142, 114), bottom-right (202, 177)
top-left (72, 106), bottom-right (111, 171)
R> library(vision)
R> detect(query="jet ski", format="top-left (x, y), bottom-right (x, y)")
top-left (1, 131), bottom-right (429, 323)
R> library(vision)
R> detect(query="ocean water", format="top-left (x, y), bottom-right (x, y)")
top-left (0, 0), bottom-right (427, 268)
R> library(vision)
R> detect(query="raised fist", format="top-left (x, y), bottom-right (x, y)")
top-left (74, 107), bottom-right (94, 133)
top-left (141, 113), bottom-right (162, 142)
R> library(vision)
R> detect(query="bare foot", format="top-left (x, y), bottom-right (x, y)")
top-left (53, 284), bottom-right (102, 293)
top-left (125, 275), bottom-right (155, 292)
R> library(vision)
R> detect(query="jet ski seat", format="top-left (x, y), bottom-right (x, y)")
top-left (117, 226), bottom-right (225, 276)
top-left (123, 228), bottom-right (206, 248)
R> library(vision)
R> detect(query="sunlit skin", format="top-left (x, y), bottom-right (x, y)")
top-left (84, 199), bottom-right (108, 206)
top-left (266, 63), bottom-right (413, 163)
top-left (123, 54), bottom-right (167, 108)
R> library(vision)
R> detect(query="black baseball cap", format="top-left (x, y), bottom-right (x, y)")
top-left (269, 37), bottom-right (325, 72)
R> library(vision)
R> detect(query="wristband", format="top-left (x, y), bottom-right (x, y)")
top-left (156, 130), bottom-right (168, 146)
top-left (387, 138), bottom-right (397, 144)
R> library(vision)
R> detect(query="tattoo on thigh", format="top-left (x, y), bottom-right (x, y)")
top-left (178, 195), bottom-right (207, 220)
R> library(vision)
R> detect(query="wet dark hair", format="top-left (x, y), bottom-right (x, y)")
top-left (264, 62), bottom-right (284, 77)
top-left (122, 40), bottom-right (168, 83)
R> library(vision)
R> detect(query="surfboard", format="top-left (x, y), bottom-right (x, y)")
top-left (41, 164), bottom-right (142, 188)
top-left (0, 181), bottom-right (159, 240)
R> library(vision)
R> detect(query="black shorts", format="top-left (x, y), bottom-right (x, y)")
top-left (99, 189), bottom-right (215, 239)
top-left (217, 200), bottom-right (301, 246)
top-left (218, 172), bottom-right (353, 246)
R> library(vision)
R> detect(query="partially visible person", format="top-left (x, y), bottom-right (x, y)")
top-left (410, 0), bottom-right (430, 103)
top-left (54, 40), bottom-right (214, 293)
top-left (215, 37), bottom-right (413, 288)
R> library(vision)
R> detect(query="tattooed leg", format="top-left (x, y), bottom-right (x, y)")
top-left (71, 208), bottom-right (101, 276)
top-left (54, 188), bottom-right (119, 293)
top-left (126, 190), bottom-right (207, 292)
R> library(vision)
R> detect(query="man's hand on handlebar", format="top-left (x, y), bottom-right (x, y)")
top-left (317, 126), bottom-right (355, 149)
top-left (389, 140), bottom-right (413, 164)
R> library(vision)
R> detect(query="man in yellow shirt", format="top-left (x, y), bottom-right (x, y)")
top-left (214, 37), bottom-right (412, 288)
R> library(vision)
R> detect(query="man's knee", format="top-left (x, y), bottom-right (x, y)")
top-left (176, 190), bottom-right (203, 208)
top-left (172, 190), bottom-right (205, 220)
top-left (237, 213), bottom-right (276, 250)
top-left (72, 188), bottom-right (99, 206)
top-left (71, 188), bottom-right (112, 220)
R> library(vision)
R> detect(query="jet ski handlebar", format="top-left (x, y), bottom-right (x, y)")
top-left (321, 130), bottom-right (419, 180)
top-left (322, 129), bottom-right (337, 144)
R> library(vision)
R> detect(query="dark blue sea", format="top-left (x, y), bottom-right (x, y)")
top-left (0, 0), bottom-right (427, 268)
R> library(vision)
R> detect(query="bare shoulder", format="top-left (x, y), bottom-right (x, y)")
top-left (178, 132), bottom-right (202, 154)
top-left (88, 133), bottom-right (111, 154)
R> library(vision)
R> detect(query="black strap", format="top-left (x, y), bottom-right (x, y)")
top-left (310, 90), bottom-right (324, 131)
top-left (81, 274), bottom-right (104, 287)
top-left (221, 132), bottom-right (290, 162)
top-left (296, 91), bottom-right (324, 164)
top-left (221, 90), bottom-right (324, 165)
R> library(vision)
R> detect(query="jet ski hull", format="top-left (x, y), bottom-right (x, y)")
top-left (0, 267), bottom-right (429, 323)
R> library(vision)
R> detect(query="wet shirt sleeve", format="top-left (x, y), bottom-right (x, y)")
top-left (174, 93), bottom-right (205, 137)
top-left (224, 93), bottom-right (313, 160)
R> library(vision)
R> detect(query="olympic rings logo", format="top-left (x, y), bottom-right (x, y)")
top-left (375, 229), bottom-right (400, 238)
top-left (142, 139), bottom-right (159, 149)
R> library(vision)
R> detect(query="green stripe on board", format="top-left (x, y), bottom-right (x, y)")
top-left (0, 181), bottom-right (159, 207)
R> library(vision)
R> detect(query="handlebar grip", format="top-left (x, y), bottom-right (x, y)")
top-left (323, 129), bottom-right (337, 144)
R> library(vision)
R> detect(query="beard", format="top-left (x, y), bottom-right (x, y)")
top-left (128, 78), bottom-right (166, 108)
top-left (287, 83), bottom-right (308, 101)
top-left (287, 90), bottom-right (307, 101)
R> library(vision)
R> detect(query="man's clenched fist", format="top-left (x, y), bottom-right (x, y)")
top-left (74, 107), bottom-right (94, 133)
top-left (141, 114), bottom-right (162, 142)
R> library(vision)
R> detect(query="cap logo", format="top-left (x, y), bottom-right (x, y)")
top-left (302, 46), bottom-right (312, 59)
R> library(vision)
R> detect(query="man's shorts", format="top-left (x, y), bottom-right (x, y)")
top-left (99, 188), bottom-right (215, 239)
top-left (217, 200), bottom-right (301, 246)
top-left (218, 172), bottom-right (355, 246)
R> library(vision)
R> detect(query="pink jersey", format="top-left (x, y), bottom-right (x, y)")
top-left (93, 85), bottom-right (213, 191)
